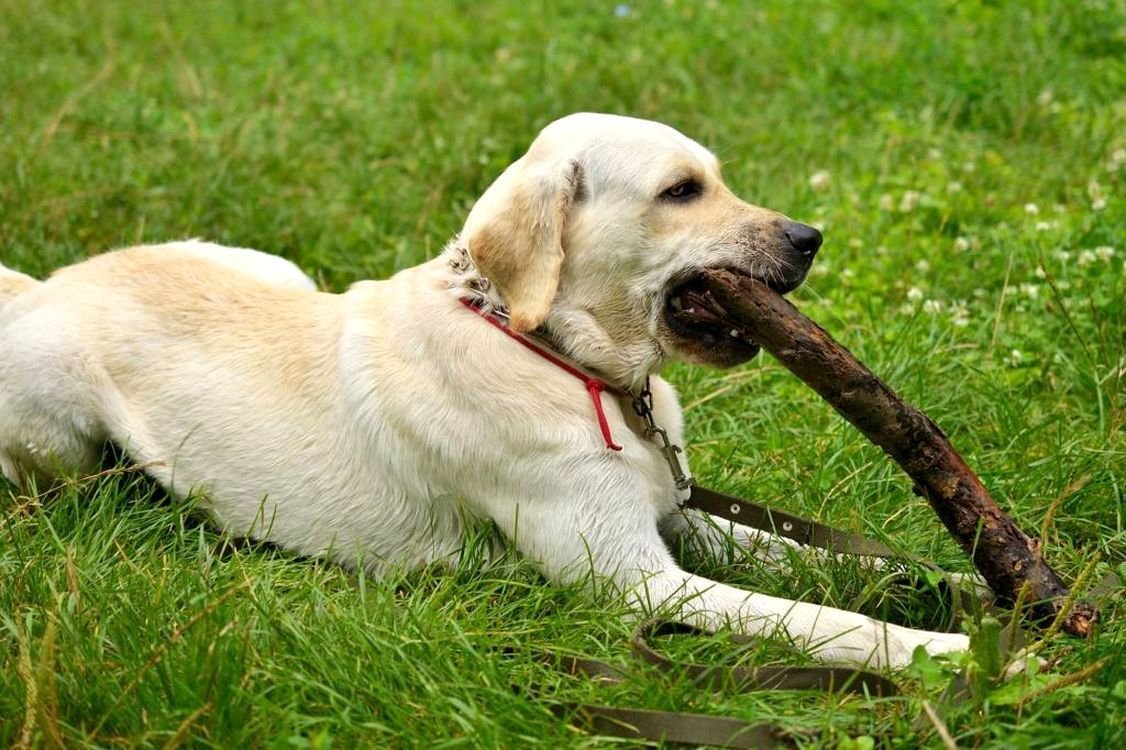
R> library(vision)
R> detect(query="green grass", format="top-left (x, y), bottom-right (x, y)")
top-left (1, 0), bottom-right (1123, 746)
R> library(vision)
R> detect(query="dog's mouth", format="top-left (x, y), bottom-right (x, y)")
top-left (662, 269), bottom-right (792, 366)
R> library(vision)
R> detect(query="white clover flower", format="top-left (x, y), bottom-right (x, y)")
top-left (946, 181), bottom-right (964, 194)
top-left (1034, 265), bottom-right (1047, 279)
top-left (1006, 350), bottom-right (1023, 366)
top-left (1035, 221), bottom-right (1053, 232)
top-left (1078, 250), bottom-right (1097, 266)
top-left (899, 190), bottom-right (921, 212)
top-left (928, 148), bottom-right (943, 160)
top-left (1109, 148), bottom-right (1126, 172)
top-left (875, 245), bottom-right (888, 255)
top-left (848, 237), bottom-right (863, 249)
top-left (1020, 283), bottom-right (1040, 299)
top-left (923, 299), bottom-right (944, 314)
top-left (953, 236), bottom-right (971, 252)
top-left (1088, 179), bottom-right (1107, 211)
top-left (808, 170), bottom-right (831, 191)
top-left (907, 287), bottom-right (925, 302)
top-left (878, 193), bottom-right (895, 212)
top-left (1037, 89), bottom-right (1053, 106)
top-left (949, 300), bottom-right (970, 327)
top-left (1095, 246), bottom-right (1115, 261)
top-left (961, 160), bottom-right (976, 173)
top-left (1053, 249), bottom-right (1072, 263)
top-left (915, 259), bottom-right (931, 273)
top-left (1024, 203), bottom-right (1040, 215)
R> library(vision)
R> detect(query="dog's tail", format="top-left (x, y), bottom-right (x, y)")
top-left (0, 263), bottom-right (40, 311)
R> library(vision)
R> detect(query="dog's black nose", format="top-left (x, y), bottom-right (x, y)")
top-left (782, 221), bottom-right (823, 258)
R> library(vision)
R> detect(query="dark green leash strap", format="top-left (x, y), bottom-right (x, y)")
top-left (515, 647), bottom-right (792, 747)
top-left (631, 620), bottom-right (899, 697)
top-left (687, 484), bottom-right (902, 558)
top-left (686, 483), bottom-right (993, 621)
top-left (515, 619), bottom-right (896, 748)
top-left (556, 703), bottom-right (790, 749)
top-left (513, 487), bottom-right (937, 747)
top-left (525, 484), bottom-right (1117, 746)
top-left (687, 484), bottom-right (1120, 620)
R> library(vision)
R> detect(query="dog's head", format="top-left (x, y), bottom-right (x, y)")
top-left (460, 113), bottom-right (820, 387)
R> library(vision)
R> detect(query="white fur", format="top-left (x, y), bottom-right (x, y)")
top-left (0, 114), bottom-right (968, 669)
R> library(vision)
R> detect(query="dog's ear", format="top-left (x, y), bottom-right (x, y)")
top-left (463, 158), bottom-right (583, 333)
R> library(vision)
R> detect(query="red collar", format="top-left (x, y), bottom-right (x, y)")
top-left (460, 297), bottom-right (625, 451)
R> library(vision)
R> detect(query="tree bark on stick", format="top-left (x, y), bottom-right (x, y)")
top-left (702, 268), bottom-right (1095, 637)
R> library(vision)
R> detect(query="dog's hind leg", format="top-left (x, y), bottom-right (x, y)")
top-left (0, 367), bottom-right (105, 490)
top-left (0, 296), bottom-right (105, 489)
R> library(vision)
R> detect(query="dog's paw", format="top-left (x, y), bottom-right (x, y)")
top-left (884, 630), bottom-right (970, 671)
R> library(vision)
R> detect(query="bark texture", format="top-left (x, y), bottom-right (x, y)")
top-left (703, 269), bottom-right (1095, 636)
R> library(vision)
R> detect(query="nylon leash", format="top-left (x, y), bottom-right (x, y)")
top-left (457, 295), bottom-right (1118, 746)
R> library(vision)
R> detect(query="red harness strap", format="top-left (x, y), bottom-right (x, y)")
top-left (460, 298), bottom-right (624, 451)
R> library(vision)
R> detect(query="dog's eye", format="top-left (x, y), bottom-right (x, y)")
top-left (661, 179), bottom-right (703, 202)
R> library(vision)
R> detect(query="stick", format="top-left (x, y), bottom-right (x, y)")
top-left (702, 269), bottom-right (1096, 637)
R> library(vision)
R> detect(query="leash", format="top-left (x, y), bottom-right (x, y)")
top-left (457, 295), bottom-right (1116, 746)
top-left (508, 618), bottom-right (896, 749)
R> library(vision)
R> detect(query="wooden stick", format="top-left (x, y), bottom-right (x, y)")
top-left (702, 269), bottom-right (1096, 637)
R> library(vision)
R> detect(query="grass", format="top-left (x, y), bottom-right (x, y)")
top-left (1, 0), bottom-right (1123, 746)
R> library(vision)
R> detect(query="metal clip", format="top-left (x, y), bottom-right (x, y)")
top-left (630, 380), bottom-right (693, 491)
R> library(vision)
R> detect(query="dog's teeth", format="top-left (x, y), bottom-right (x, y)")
top-left (729, 329), bottom-right (740, 338)
top-left (670, 296), bottom-right (683, 311)
top-left (686, 307), bottom-right (695, 314)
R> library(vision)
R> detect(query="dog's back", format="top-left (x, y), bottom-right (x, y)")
top-left (0, 264), bottom-right (39, 310)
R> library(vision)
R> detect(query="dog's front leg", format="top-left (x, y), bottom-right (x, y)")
top-left (638, 567), bottom-right (970, 670)
top-left (482, 471), bottom-right (968, 671)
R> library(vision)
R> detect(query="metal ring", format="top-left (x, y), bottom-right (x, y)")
top-left (782, 521), bottom-right (793, 532)
top-left (729, 503), bottom-right (741, 515)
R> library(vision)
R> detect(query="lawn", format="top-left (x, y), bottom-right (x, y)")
top-left (1, 0), bottom-right (1123, 746)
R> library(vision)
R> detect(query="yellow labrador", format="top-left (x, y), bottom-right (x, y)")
top-left (0, 113), bottom-right (968, 668)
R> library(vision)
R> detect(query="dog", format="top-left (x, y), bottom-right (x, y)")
top-left (0, 113), bottom-right (969, 669)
